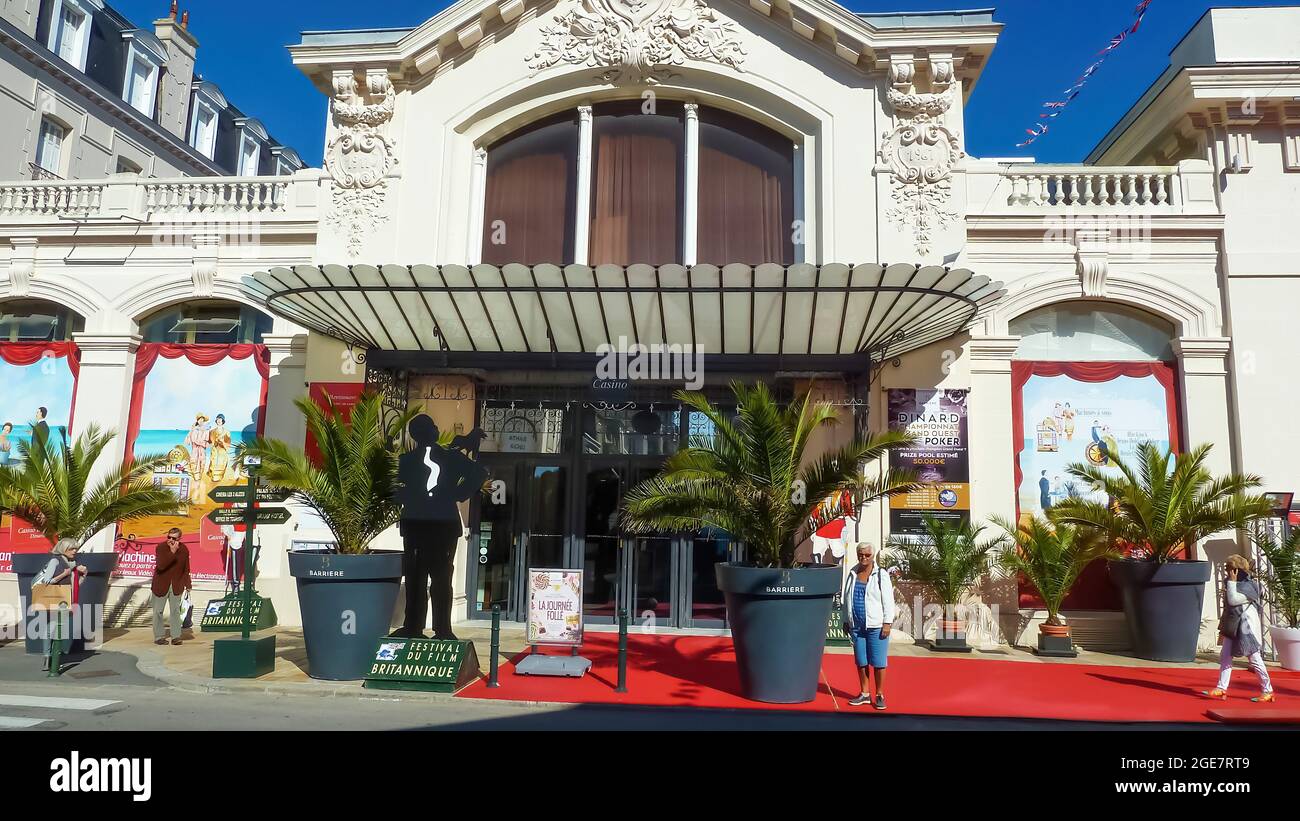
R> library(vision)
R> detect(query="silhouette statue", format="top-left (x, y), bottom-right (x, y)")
top-left (394, 415), bottom-right (488, 640)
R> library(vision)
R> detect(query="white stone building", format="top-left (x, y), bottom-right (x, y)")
top-left (0, 2), bottom-right (1296, 654)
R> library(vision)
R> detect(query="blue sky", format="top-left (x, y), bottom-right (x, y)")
top-left (109, 0), bottom-right (1297, 164)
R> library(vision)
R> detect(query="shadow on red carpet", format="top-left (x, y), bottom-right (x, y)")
top-left (459, 633), bottom-right (1300, 723)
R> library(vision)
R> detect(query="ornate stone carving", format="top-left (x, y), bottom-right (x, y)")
top-left (325, 69), bottom-right (398, 257)
top-left (7, 238), bottom-right (36, 298)
top-left (878, 89), bottom-right (963, 256)
top-left (191, 233), bottom-right (219, 298)
top-left (527, 0), bottom-right (746, 84)
top-left (1074, 228), bottom-right (1110, 297)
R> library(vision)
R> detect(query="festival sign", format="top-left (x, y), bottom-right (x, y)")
top-left (886, 389), bottom-right (970, 535)
top-left (0, 343), bottom-right (77, 573)
top-left (527, 568), bottom-right (584, 646)
top-left (113, 345), bottom-right (269, 582)
top-left (363, 638), bottom-right (481, 693)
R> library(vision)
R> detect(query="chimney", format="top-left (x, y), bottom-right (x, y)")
top-left (181, 10), bottom-right (189, 28)
top-left (153, 11), bottom-right (200, 141)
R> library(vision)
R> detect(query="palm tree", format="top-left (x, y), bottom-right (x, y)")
top-left (993, 513), bottom-right (1117, 627)
top-left (238, 393), bottom-right (417, 555)
top-left (888, 515), bottom-right (1004, 608)
top-left (1253, 526), bottom-right (1300, 629)
top-left (620, 381), bottom-right (919, 568)
top-left (0, 425), bottom-right (181, 547)
top-left (1052, 442), bottom-right (1274, 563)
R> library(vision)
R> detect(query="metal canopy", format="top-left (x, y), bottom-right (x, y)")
top-left (242, 263), bottom-right (1003, 372)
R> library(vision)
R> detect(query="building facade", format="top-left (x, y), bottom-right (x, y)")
top-left (0, 0), bottom-right (303, 179)
top-left (0, 2), bottom-right (1297, 653)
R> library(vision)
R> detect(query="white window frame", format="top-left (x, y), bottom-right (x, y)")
top-left (123, 49), bottom-right (160, 117)
top-left (189, 98), bottom-right (218, 159)
top-left (237, 132), bottom-right (261, 176)
top-left (35, 117), bottom-right (68, 176)
top-left (47, 0), bottom-right (92, 71)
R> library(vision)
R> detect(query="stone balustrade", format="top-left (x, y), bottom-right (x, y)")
top-left (0, 169), bottom-right (324, 222)
top-left (967, 159), bottom-right (1220, 216)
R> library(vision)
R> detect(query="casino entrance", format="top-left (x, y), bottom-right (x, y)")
top-left (468, 386), bottom-right (740, 629)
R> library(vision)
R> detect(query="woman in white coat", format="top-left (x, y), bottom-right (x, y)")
top-left (840, 542), bottom-right (895, 709)
top-left (1202, 554), bottom-right (1274, 703)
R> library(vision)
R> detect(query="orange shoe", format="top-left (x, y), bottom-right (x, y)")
top-left (1251, 692), bottom-right (1276, 704)
top-left (1201, 688), bottom-right (1228, 700)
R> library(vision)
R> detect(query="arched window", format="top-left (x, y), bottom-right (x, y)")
top-left (1010, 302), bottom-right (1174, 362)
top-left (481, 112), bottom-right (578, 265)
top-left (139, 301), bottom-right (272, 344)
top-left (0, 300), bottom-right (84, 342)
top-left (481, 102), bottom-right (797, 266)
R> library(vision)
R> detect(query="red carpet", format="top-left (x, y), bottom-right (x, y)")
top-left (459, 633), bottom-right (1300, 724)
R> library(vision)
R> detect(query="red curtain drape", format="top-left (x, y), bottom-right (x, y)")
top-left (589, 102), bottom-right (683, 265)
top-left (123, 344), bottom-right (270, 466)
top-left (697, 107), bottom-right (795, 264)
top-left (1010, 360), bottom-right (1182, 609)
top-left (480, 114), bottom-right (577, 265)
top-left (0, 341), bottom-right (81, 429)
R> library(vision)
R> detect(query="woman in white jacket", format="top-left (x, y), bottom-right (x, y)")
top-left (1202, 554), bottom-right (1274, 703)
top-left (840, 542), bottom-right (895, 709)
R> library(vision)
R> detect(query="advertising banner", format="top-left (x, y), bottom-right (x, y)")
top-left (886, 389), bottom-right (970, 535)
top-left (113, 345), bottom-right (269, 582)
top-left (526, 568), bottom-right (584, 646)
top-left (1011, 361), bottom-right (1180, 611)
top-left (0, 343), bottom-right (78, 572)
top-left (1014, 365), bottom-right (1175, 518)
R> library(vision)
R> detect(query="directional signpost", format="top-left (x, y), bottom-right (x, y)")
top-left (210, 458), bottom-right (281, 678)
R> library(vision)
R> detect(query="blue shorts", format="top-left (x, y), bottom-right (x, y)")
top-left (851, 627), bottom-right (889, 669)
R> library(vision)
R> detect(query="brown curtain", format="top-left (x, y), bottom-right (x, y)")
top-left (481, 114), bottom-right (577, 265)
top-left (697, 107), bottom-right (795, 265)
top-left (589, 101), bottom-right (683, 265)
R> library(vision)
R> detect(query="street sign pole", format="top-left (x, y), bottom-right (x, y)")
top-left (242, 464), bottom-right (258, 642)
top-left (212, 455), bottom-right (276, 679)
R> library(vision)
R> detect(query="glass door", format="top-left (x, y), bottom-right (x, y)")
top-left (470, 459), bottom-right (569, 621)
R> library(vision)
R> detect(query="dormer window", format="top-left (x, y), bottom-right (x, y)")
top-left (47, 0), bottom-right (92, 71)
top-left (271, 146), bottom-right (302, 176)
top-left (122, 31), bottom-right (167, 118)
top-left (188, 81), bottom-right (227, 160)
top-left (234, 118), bottom-right (268, 176)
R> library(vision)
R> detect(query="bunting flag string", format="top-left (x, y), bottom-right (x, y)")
top-left (1016, 0), bottom-right (1156, 147)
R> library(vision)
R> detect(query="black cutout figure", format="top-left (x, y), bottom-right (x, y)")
top-left (394, 415), bottom-right (488, 639)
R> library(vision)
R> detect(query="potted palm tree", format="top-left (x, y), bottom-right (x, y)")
top-left (0, 425), bottom-right (180, 653)
top-left (888, 515), bottom-right (1003, 651)
top-left (1052, 442), bottom-right (1274, 662)
top-left (1252, 526), bottom-right (1300, 671)
top-left (621, 381), bottom-right (917, 704)
top-left (993, 513), bottom-right (1117, 657)
top-left (240, 393), bottom-right (416, 680)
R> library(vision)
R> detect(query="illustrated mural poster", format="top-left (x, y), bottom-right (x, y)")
top-left (0, 353), bottom-right (76, 572)
top-left (1017, 372), bottom-right (1172, 518)
top-left (114, 355), bottom-right (266, 581)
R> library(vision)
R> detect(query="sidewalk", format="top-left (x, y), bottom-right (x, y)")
top-left (62, 622), bottom-right (1240, 690)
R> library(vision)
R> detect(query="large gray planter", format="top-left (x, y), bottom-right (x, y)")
top-left (1108, 558), bottom-right (1210, 662)
top-left (716, 562), bottom-right (840, 703)
top-left (14, 551), bottom-right (117, 654)
top-left (289, 550), bottom-right (403, 681)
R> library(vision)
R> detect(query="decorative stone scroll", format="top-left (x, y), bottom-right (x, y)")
top-left (325, 70), bottom-right (399, 257)
top-left (527, 0), bottom-right (746, 84)
top-left (878, 57), bottom-right (964, 256)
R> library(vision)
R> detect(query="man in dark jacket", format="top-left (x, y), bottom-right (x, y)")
top-left (394, 415), bottom-right (487, 639)
top-left (151, 528), bottom-right (192, 645)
